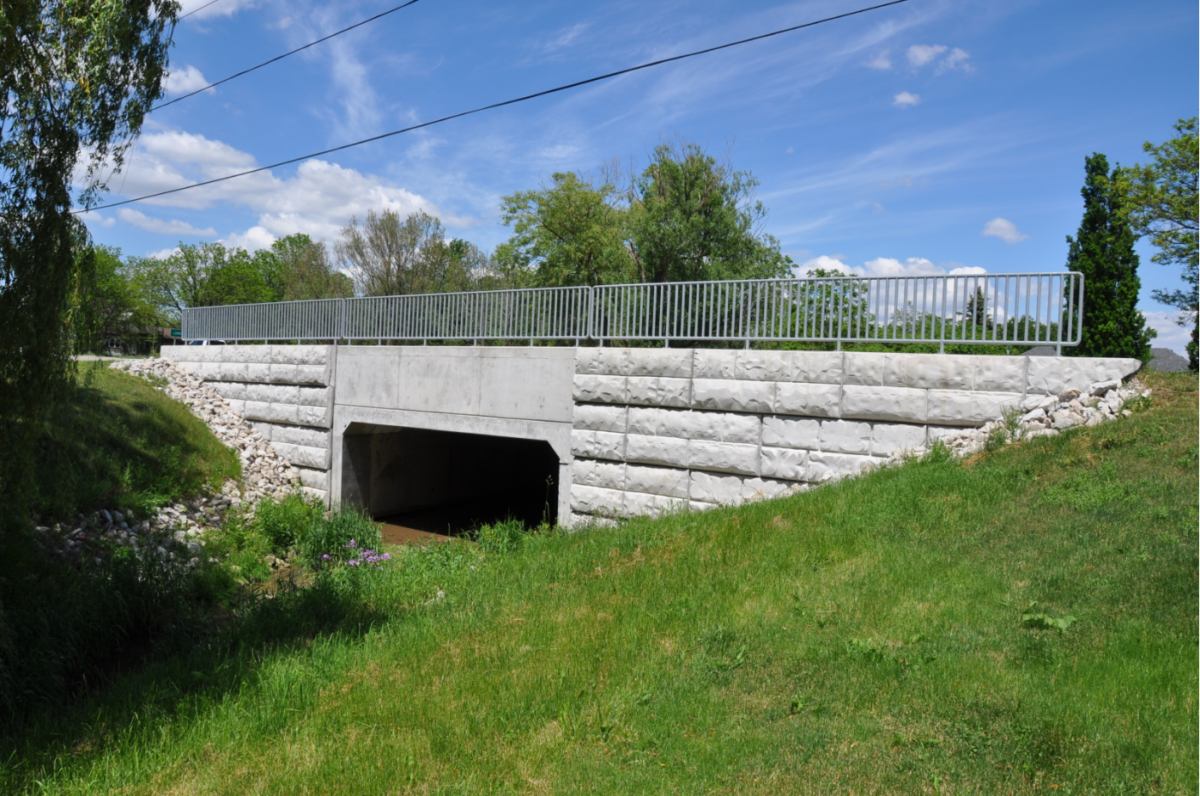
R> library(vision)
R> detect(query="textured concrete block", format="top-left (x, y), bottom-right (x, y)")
top-left (243, 400), bottom-right (293, 424)
top-left (269, 364), bottom-right (328, 386)
top-left (276, 345), bottom-right (330, 366)
top-left (294, 466), bottom-right (329, 491)
top-left (246, 383), bottom-right (299, 404)
top-left (761, 416), bottom-right (820, 449)
top-left (272, 442), bottom-right (330, 469)
top-left (296, 386), bottom-right (331, 407)
top-left (740, 478), bottom-right (793, 501)
top-left (622, 491), bottom-right (687, 518)
top-left (625, 464), bottom-right (689, 498)
top-left (842, 352), bottom-right (888, 386)
top-left (571, 484), bottom-right (624, 517)
top-left (572, 459), bottom-right (626, 491)
top-left (692, 349), bottom-right (738, 380)
top-left (625, 434), bottom-right (688, 468)
top-left (266, 424), bottom-right (331, 448)
top-left (736, 350), bottom-right (793, 382)
top-left (774, 383), bottom-right (842, 418)
top-left (627, 376), bottom-right (691, 408)
top-left (299, 486), bottom-right (328, 504)
top-left (297, 405), bottom-right (331, 427)
top-left (882, 353), bottom-right (973, 390)
top-left (572, 374), bottom-right (627, 404)
top-left (626, 348), bottom-right (693, 378)
top-left (688, 440), bottom-right (760, 476)
top-left (926, 390), bottom-right (1022, 426)
top-left (628, 407), bottom-right (693, 438)
top-left (974, 357), bottom-right (1027, 393)
top-left (222, 362), bottom-right (253, 382)
top-left (1026, 357), bottom-right (1141, 395)
top-left (209, 382), bottom-right (247, 400)
top-left (687, 411), bottom-right (761, 444)
top-left (791, 351), bottom-right (844, 384)
top-left (871, 423), bottom-right (927, 456)
top-left (819, 419), bottom-right (873, 455)
top-left (575, 347), bottom-right (627, 376)
top-left (573, 403), bottom-right (628, 433)
top-left (692, 379), bottom-right (774, 413)
top-left (807, 451), bottom-right (878, 482)
top-left (225, 398), bottom-right (246, 415)
top-left (689, 470), bottom-right (745, 505)
top-left (759, 447), bottom-right (808, 481)
top-left (571, 430), bottom-right (626, 461)
top-left (840, 385), bottom-right (927, 423)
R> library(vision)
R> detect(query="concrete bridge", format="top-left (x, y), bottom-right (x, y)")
top-left (162, 344), bottom-right (1140, 531)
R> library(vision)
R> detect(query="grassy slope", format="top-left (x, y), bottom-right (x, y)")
top-left (32, 363), bottom-right (240, 519)
top-left (11, 372), bottom-right (1198, 795)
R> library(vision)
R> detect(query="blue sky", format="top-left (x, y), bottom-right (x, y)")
top-left (80, 0), bottom-right (1198, 352)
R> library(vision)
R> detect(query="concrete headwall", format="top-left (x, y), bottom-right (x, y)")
top-left (162, 343), bottom-right (1141, 526)
top-left (162, 345), bottom-right (335, 502)
top-left (568, 349), bottom-right (1141, 521)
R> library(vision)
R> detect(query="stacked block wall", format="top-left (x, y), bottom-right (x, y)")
top-left (569, 349), bottom-right (1140, 520)
top-left (162, 345), bottom-right (335, 503)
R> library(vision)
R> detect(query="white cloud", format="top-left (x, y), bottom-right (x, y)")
top-left (1141, 310), bottom-right (1194, 356)
top-left (867, 50), bottom-right (892, 70)
top-left (907, 44), bottom-right (948, 68)
top-left (223, 226), bottom-right (276, 252)
top-left (118, 208), bottom-right (217, 237)
top-left (79, 210), bottom-right (115, 228)
top-left (544, 23), bottom-right (590, 53)
top-left (795, 255), bottom-right (855, 277)
top-left (798, 256), bottom-right (988, 279)
top-left (163, 65), bottom-right (212, 96)
top-left (178, 0), bottom-right (256, 22)
top-left (982, 217), bottom-right (1028, 244)
top-left (893, 91), bottom-right (920, 107)
top-left (86, 127), bottom-right (474, 247)
top-left (937, 48), bottom-right (973, 73)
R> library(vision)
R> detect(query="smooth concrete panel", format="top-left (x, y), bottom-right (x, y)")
top-left (337, 347), bottom-right (399, 408)
top-left (478, 348), bottom-right (576, 422)
top-left (395, 348), bottom-right (482, 415)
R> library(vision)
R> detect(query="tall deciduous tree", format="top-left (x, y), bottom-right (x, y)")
top-left (270, 234), bottom-right (353, 301)
top-left (74, 245), bottom-right (164, 353)
top-left (1124, 117), bottom-right (1198, 369)
top-left (496, 143), bottom-right (792, 287)
top-left (0, 0), bottom-right (177, 525)
top-left (337, 210), bottom-right (487, 296)
top-left (1066, 154), bottom-right (1155, 361)
top-left (496, 172), bottom-right (634, 287)
top-left (626, 143), bottom-right (792, 283)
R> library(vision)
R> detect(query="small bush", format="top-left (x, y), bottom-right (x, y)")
top-left (254, 492), bottom-right (324, 551)
top-left (300, 507), bottom-right (381, 564)
top-left (475, 518), bottom-right (528, 554)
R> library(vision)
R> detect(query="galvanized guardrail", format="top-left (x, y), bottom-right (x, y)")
top-left (181, 272), bottom-right (1084, 350)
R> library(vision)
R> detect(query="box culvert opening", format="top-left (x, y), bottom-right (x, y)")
top-left (341, 425), bottom-right (559, 543)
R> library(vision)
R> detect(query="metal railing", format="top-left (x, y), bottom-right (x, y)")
top-left (180, 272), bottom-right (1084, 350)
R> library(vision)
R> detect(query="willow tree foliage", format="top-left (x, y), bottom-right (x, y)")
top-left (1125, 117), bottom-right (1198, 369)
top-left (1066, 154), bottom-right (1155, 361)
top-left (0, 0), bottom-right (177, 525)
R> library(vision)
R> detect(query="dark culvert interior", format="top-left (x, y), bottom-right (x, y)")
top-left (341, 425), bottom-right (559, 543)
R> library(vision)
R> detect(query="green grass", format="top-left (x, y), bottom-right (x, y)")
top-left (3, 372), bottom-right (1195, 795)
top-left (31, 362), bottom-right (240, 520)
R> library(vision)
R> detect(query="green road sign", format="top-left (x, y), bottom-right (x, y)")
top-left (170, 329), bottom-right (181, 338)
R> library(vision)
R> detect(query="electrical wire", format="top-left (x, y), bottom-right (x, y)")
top-left (155, 0), bottom-right (423, 111)
top-left (178, 0), bottom-right (223, 22)
top-left (87, 0), bottom-right (912, 212)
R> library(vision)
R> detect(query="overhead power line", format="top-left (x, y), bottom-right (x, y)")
top-left (87, 0), bottom-right (911, 213)
top-left (178, 0), bottom-right (224, 22)
top-left (156, 0), bottom-right (423, 111)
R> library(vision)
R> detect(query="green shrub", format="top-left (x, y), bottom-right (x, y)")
top-left (300, 507), bottom-right (381, 565)
top-left (474, 518), bottom-right (528, 554)
top-left (254, 492), bottom-right (324, 551)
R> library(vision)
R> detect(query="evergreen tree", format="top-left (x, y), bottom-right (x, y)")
top-left (1065, 153), bottom-right (1155, 360)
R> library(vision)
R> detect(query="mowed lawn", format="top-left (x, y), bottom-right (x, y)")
top-left (9, 372), bottom-right (1197, 795)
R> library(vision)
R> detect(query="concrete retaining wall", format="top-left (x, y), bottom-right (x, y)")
top-left (162, 345), bottom-right (335, 503)
top-left (568, 349), bottom-right (1141, 521)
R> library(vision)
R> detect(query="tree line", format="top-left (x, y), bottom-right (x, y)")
top-left (79, 141), bottom-right (796, 351)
